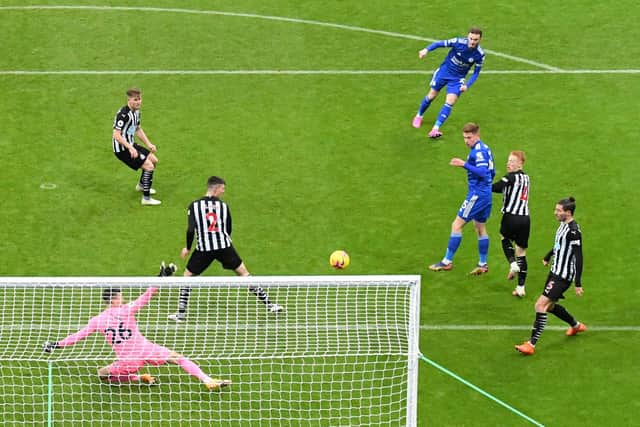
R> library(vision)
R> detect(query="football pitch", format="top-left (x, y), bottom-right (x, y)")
top-left (1, 0), bottom-right (640, 425)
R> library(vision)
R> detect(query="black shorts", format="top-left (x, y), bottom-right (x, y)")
top-left (114, 143), bottom-right (150, 171)
top-left (500, 214), bottom-right (530, 249)
top-left (542, 273), bottom-right (571, 301)
top-left (186, 247), bottom-right (243, 276)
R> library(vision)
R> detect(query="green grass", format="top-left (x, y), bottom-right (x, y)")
top-left (1, 0), bottom-right (639, 425)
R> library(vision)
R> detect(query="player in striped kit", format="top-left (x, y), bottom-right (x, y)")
top-left (112, 87), bottom-right (161, 206)
top-left (515, 197), bottom-right (586, 356)
top-left (492, 151), bottom-right (531, 297)
top-left (43, 287), bottom-right (231, 390)
top-left (412, 28), bottom-right (485, 138)
top-left (168, 176), bottom-right (283, 322)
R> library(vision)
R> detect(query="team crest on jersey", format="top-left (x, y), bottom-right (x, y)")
top-left (469, 58), bottom-right (474, 62)
top-left (476, 152), bottom-right (485, 161)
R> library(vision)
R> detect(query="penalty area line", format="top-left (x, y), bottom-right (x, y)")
top-left (419, 353), bottom-right (545, 426)
top-left (1, 69), bottom-right (640, 75)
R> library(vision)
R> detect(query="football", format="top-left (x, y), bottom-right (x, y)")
top-left (329, 250), bottom-right (350, 269)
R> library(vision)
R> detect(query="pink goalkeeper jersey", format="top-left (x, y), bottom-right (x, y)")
top-left (58, 287), bottom-right (159, 360)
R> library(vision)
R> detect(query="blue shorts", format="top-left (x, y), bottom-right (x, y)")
top-left (457, 194), bottom-right (492, 223)
top-left (430, 67), bottom-right (465, 95)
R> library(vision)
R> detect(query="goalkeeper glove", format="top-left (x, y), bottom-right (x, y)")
top-left (43, 341), bottom-right (59, 353)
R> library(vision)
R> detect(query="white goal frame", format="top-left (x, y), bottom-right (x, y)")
top-left (0, 275), bottom-right (420, 427)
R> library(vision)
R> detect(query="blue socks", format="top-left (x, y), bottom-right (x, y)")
top-left (434, 103), bottom-right (453, 128)
top-left (478, 235), bottom-right (489, 265)
top-left (444, 232), bottom-right (462, 263)
top-left (417, 96), bottom-right (431, 116)
top-left (442, 233), bottom-right (489, 265)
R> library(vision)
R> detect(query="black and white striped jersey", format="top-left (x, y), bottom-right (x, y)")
top-left (548, 220), bottom-right (583, 284)
top-left (492, 170), bottom-right (530, 216)
top-left (112, 105), bottom-right (140, 153)
top-left (186, 196), bottom-right (233, 252)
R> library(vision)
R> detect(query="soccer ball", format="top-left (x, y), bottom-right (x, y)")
top-left (329, 250), bottom-right (350, 269)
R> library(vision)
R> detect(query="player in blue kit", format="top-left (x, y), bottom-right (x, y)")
top-left (412, 28), bottom-right (485, 138)
top-left (429, 123), bottom-right (495, 274)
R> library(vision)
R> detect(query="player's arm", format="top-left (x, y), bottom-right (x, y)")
top-left (113, 115), bottom-right (139, 158)
top-left (129, 287), bottom-right (159, 314)
top-left (44, 318), bottom-right (98, 352)
top-left (570, 230), bottom-right (583, 288)
top-left (181, 206), bottom-right (197, 259)
top-left (462, 50), bottom-right (484, 91)
top-left (492, 174), bottom-right (513, 193)
top-left (135, 127), bottom-right (156, 153)
top-left (419, 39), bottom-right (451, 58)
top-left (461, 159), bottom-right (489, 176)
top-left (542, 249), bottom-right (554, 266)
top-left (112, 129), bottom-right (130, 148)
top-left (464, 64), bottom-right (482, 89)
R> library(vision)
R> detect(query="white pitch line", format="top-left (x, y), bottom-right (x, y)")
top-left (1, 69), bottom-right (639, 76)
top-left (0, 5), bottom-right (561, 71)
top-left (421, 324), bottom-right (640, 331)
top-left (485, 69), bottom-right (640, 74)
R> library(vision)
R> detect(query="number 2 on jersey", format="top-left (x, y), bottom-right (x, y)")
top-left (206, 212), bottom-right (219, 232)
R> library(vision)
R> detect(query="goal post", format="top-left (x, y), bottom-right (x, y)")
top-left (0, 275), bottom-right (421, 426)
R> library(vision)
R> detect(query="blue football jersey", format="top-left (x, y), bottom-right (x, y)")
top-left (432, 38), bottom-right (485, 79)
top-left (466, 140), bottom-right (495, 194)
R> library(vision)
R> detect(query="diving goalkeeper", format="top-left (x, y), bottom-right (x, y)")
top-left (43, 282), bottom-right (230, 391)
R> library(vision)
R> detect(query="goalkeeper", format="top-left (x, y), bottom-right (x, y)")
top-left (43, 285), bottom-right (231, 391)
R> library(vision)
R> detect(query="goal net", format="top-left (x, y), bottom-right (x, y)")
top-left (0, 276), bottom-right (420, 426)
